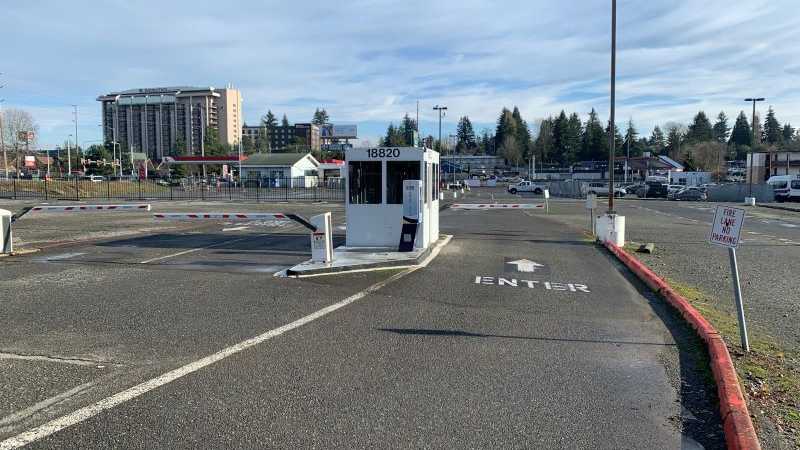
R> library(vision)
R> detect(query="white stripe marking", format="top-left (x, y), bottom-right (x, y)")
top-left (0, 236), bottom-right (451, 449)
top-left (138, 236), bottom-right (252, 264)
top-left (222, 226), bottom-right (250, 232)
top-left (0, 382), bottom-right (96, 428)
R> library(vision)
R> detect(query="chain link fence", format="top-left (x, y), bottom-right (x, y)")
top-left (0, 177), bottom-right (344, 202)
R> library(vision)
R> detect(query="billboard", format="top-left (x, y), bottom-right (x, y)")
top-left (320, 125), bottom-right (357, 139)
top-left (25, 156), bottom-right (36, 168)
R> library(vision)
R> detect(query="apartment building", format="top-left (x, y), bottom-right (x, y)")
top-left (98, 86), bottom-right (242, 160)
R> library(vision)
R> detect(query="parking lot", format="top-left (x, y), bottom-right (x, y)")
top-left (0, 194), bottom-right (742, 448)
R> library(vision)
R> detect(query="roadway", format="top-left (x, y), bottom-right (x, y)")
top-left (0, 197), bottom-right (724, 448)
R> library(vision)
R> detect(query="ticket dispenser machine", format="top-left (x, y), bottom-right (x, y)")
top-left (345, 147), bottom-right (440, 251)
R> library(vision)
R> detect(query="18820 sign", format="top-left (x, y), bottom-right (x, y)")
top-left (366, 148), bottom-right (400, 158)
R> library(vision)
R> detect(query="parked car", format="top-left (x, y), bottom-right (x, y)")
top-left (507, 180), bottom-right (547, 195)
top-left (671, 187), bottom-right (707, 201)
top-left (666, 184), bottom-right (684, 196)
top-left (585, 182), bottom-right (626, 197)
top-left (85, 175), bottom-right (105, 183)
top-left (635, 182), bottom-right (668, 198)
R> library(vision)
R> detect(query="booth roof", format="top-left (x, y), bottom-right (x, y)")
top-left (242, 152), bottom-right (316, 167)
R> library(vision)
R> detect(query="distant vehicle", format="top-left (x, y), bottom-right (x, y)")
top-left (636, 182), bottom-right (668, 198)
top-left (585, 182), bottom-right (625, 197)
top-left (670, 187), bottom-right (707, 201)
top-left (767, 175), bottom-right (800, 202)
top-left (85, 175), bottom-right (105, 183)
top-left (507, 180), bottom-right (546, 195)
top-left (666, 184), bottom-right (684, 195)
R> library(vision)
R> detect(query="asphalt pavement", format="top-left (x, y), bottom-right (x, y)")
top-left (0, 195), bottom-right (724, 448)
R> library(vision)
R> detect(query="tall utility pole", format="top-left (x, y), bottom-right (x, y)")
top-left (432, 105), bottom-right (447, 153)
top-left (72, 105), bottom-right (79, 171)
top-left (0, 75), bottom-right (6, 177)
top-left (607, 0), bottom-right (617, 213)
top-left (67, 134), bottom-right (73, 176)
top-left (744, 97), bottom-right (764, 196)
top-left (0, 99), bottom-right (7, 178)
top-left (416, 100), bottom-right (420, 147)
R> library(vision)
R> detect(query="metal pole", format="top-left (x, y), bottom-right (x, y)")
top-left (607, 0), bottom-right (617, 214)
top-left (67, 135), bottom-right (72, 176)
top-left (728, 247), bottom-right (750, 351)
top-left (750, 99), bottom-right (755, 197)
top-left (625, 125), bottom-right (630, 183)
top-left (0, 100), bottom-right (7, 178)
top-left (73, 105), bottom-right (79, 172)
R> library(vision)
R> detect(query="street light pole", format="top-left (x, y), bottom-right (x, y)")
top-left (607, 0), bottom-right (617, 214)
top-left (72, 105), bottom-right (79, 171)
top-left (67, 134), bottom-right (73, 176)
top-left (744, 97), bottom-right (764, 197)
top-left (433, 105), bottom-right (447, 180)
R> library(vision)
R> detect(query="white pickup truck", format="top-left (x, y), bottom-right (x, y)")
top-left (507, 180), bottom-right (547, 195)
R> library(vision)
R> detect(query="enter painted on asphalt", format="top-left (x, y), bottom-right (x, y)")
top-left (474, 276), bottom-right (591, 293)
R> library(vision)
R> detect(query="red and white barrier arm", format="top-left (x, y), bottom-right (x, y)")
top-left (153, 212), bottom-right (316, 231)
top-left (451, 203), bottom-right (545, 210)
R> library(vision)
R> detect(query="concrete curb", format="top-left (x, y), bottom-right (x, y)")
top-left (603, 241), bottom-right (761, 450)
top-left (756, 203), bottom-right (800, 214)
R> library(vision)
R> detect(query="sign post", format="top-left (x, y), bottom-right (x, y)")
top-left (585, 193), bottom-right (597, 237)
top-left (709, 205), bottom-right (749, 351)
top-left (543, 189), bottom-right (550, 214)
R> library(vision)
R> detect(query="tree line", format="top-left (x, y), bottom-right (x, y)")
top-left (418, 105), bottom-right (800, 174)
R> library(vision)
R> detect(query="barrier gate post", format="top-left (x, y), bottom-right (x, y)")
top-left (0, 209), bottom-right (12, 254)
top-left (310, 212), bottom-right (333, 263)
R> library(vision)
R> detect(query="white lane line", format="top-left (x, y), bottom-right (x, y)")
top-left (780, 223), bottom-right (798, 228)
top-left (0, 238), bottom-right (450, 449)
top-left (222, 226), bottom-right (250, 232)
top-left (747, 231), bottom-right (761, 235)
top-left (0, 352), bottom-right (111, 368)
top-left (138, 236), bottom-right (254, 264)
top-left (0, 382), bottom-right (96, 428)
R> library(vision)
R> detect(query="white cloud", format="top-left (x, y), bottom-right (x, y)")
top-left (1, 0), bottom-right (798, 145)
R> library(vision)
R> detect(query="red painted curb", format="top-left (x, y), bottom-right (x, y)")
top-left (604, 241), bottom-right (761, 450)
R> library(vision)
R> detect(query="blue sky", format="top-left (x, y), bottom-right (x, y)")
top-left (2, 0), bottom-right (799, 149)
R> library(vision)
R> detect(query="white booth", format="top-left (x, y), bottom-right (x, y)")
top-left (345, 147), bottom-right (440, 250)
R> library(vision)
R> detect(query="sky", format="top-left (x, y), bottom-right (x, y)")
top-left (2, 0), bottom-right (799, 149)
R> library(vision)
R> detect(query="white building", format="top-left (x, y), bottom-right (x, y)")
top-left (747, 150), bottom-right (800, 183)
top-left (240, 153), bottom-right (319, 187)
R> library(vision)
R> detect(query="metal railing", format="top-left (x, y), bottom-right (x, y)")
top-left (0, 177), bottom-right (344, 202)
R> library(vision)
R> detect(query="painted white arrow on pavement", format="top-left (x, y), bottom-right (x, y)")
top-left (507, 259), bottom-right (545, 272)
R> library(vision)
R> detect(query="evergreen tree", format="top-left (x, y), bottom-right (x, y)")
top-left (494, 108), bottom-right (516, 155)
top-left (398, 114), bottom-right (417, 146)
top-left (262, 110), bottom-right (277, 128)
top-left (281, 114), bottom-right (290, 127)
top-left (763, 106), bottom-right (782, 145)
top-left (312, 108), bottom-right (330, 125)
top-left (382, 123), bottom-right (397, 146)
top-left (782, 123), bottom-right (795, 143)
top-left (649, 126), bottom-right (665, 153)
top-left (665, 124), bottom-right (685, 160)
top-left (552, 110), bottom-right (568, 163)
top-left (563, 113), bottom-right (583, 164)
top-left (686, 111), bottom-right (714, 143)
top-left (581, 108), bottom-right (606, 160)
top-left (533, 118), bottom-right (554, 164)
top-left (729, 111), bottom-right (752, 147)
top-left (456, 116), bottom-right (477, 153)
top-left (712, 111), bottom-right (730, 144)
top-left (477, 129), bottom-right (492, 155)
top-left (511, 107), bottom-right (532, 161)
top-left (623, 119), bottom-right (639, 155)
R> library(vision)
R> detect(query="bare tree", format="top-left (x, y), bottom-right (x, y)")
top-left (500, 135), bottom-right (523, 168)
top-left (2, 108), bottom-right (38, 173)
top-left (685, 141), bottom-right (726, 179)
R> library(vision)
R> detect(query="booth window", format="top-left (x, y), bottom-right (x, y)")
top-left (387, 161), bottom-right (420, 204)
top-left (349, 161), bottom-right (382, 204)
top-left (432, 164), bottom-right (439, 198)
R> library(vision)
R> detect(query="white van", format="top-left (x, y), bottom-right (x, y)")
top-left (767, 175), bottom-right (800, 202)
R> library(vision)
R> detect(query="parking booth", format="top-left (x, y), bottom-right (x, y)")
top-left (345, 147), bottom-right (440, 251)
